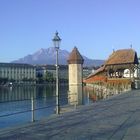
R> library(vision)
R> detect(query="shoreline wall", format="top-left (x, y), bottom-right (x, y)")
top-left (86, 82), bottom-right (132, 100)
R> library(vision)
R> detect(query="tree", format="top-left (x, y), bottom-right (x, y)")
top-left (36, 73), bottom-right (44, 83)
top-left (45, 71), bottom-right (54, 82)
top-left (0, 78), bottom-right (8, 84)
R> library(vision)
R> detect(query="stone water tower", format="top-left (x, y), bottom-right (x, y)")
top-left (67, 47), bottom-right (84, 105)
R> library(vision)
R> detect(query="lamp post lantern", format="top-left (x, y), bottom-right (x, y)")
top-left (52, 31), bottom-right (61, 114)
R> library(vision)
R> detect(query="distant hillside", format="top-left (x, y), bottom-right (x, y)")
top-left (11, 47), bottom-right (105, 67)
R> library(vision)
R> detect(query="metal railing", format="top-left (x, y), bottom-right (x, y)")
top-left (0, 93), bottom-right (78, 124)
top-left (0, 89), bottom-right (121, 128)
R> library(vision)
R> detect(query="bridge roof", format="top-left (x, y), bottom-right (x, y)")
top-left (105, 49), bottom-right (139, 65)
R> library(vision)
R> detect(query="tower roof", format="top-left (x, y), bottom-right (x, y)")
top-left (67, 47), bottom-right (84, 64)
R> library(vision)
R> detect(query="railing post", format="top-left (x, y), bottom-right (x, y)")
top-left (87, 92), bottom-right (90, 104)
top-left (74, 101), bottom-right (77, 109)
top-left (31, 96), bottom-right (35, 122)
top-left (74, 93), bottom-right (77, 109)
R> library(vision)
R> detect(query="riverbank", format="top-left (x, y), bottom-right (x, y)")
top-left (0, 89), bottom-right (140, 139)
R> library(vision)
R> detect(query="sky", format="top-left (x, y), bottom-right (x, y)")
top-left (0, 0), bottom-right (140, 62)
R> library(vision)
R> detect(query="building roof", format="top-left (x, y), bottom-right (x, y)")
top-left (86, 65), bottom-right (105, 79)
top-left (105, 49), bottom-right (139, 65)
top-left (84, 75), bottom-right (107, 83)
top-left (0, 63), bottom-right (35, 68)
top-left (36, 65), bottom-right (68, 70)
top-left (67, 47), bottom-right (84, 64)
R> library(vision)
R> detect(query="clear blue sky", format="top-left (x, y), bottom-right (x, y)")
top-left (0, 0), bottom-right (140, 62)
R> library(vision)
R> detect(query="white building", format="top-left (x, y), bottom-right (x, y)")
top-left (0, 63), bottom-right (36, 83)
top-left (138, 57), bottom-right (140, 78)
top-left (124, 57), bottom-right (140, 79)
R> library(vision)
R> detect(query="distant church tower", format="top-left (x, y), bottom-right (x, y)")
top-left (67, 47), bottom-right (84, 105)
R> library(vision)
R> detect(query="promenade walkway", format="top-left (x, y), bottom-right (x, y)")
top-left (1, 90), bottom-right (140, 140)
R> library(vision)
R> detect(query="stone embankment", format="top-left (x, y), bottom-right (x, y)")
top-left (87, 83), bottom-right (131, 100)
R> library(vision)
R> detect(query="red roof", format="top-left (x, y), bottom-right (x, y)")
top-left (105, 49), bottom-right (138, 65)
top-left (84, 76), bottom-right (107, 83)
top-left (67, 47), bottom-right (84, 64)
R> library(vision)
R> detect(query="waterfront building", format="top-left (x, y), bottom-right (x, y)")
top-left (83, 67), bottom-right (93, 78)
top-left (84, 49), bottom-right (140, 94)
top-left (36, 66), bottom-right (47, 79)
top-left (36, 65), bottom-right (68, 81)
top-left (0, 63), bottom-right (36, 84)
top-left (138, 57), bottom-right (140, 78)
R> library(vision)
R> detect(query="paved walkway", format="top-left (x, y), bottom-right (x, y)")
top-left (1, 90), bottom-right (140, 140)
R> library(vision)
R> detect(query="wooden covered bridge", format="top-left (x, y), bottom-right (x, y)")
top-left (84, 49), bottom-right (140, 96)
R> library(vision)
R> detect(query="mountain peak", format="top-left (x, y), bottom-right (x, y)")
top-left (46, 47), bottom-right (56, 54)
top-left (38, 48), bottom-right (46, 54)
top-left (11, 47), bottom-right (105, 66)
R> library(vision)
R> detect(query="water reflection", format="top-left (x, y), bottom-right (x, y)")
top-left (0, 85), bottom-right (69, 128)
top-left (83, 85), bottom-right (126, 103)
top-left (0, 85), bottom-right (115, 129)
top-left (83, 86), bottom-right (110, 103)
top-left (0, 85), bottom-right (69, 102)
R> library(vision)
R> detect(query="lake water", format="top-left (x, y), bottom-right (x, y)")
top-left (0, 85), bottom-right (94, 129)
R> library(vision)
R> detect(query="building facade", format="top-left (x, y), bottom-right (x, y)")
top-left (0, 63), bottom-right (36, 83)
top-left (36, 65), bottom-right (68, 81)
top-left (138, 57), bottom-right (140, 78)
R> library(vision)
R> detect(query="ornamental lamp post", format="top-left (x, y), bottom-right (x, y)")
top-left (52, 31), bottom-right (61, 114)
